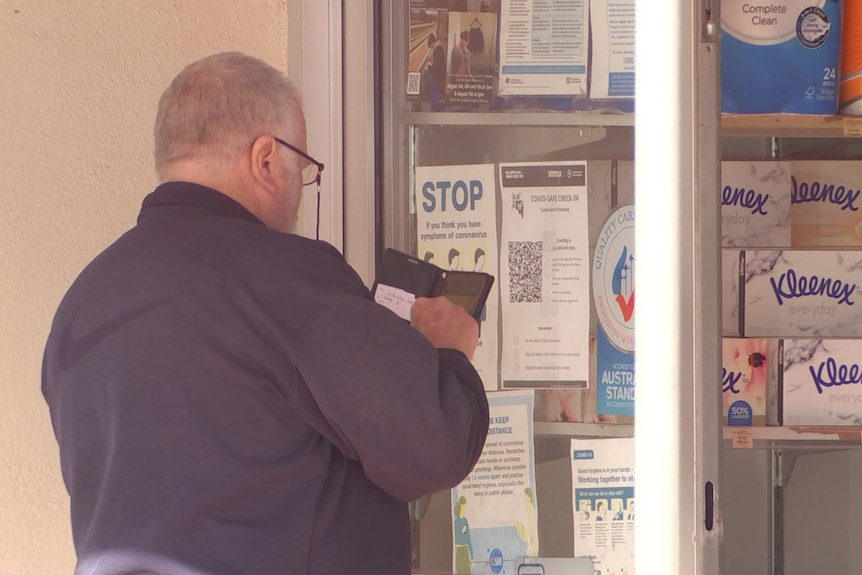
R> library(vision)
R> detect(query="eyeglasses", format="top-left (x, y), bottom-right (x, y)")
top-left (274, 137), bottom-right (325, 240)
top-left (274, 137), bottom-right (325, 186)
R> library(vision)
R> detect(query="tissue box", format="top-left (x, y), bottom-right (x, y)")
top-left (782, 339), bottom-right (862, 426)
top-left (721, 161), bottom-right (791, 247)
top-left (722, 338), bottom-right (770, 426)
top-left (791, 161), bottom-right (862, 247)
top-left (723, 250), bottom-right (742, 336)
top-left (743, 250), bottom-right (862, 337)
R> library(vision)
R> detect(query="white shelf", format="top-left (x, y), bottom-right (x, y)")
top-left (534, 421), bottom-right (633, 438)
top-left (402, 111), bottom-right (633, 127)
top-left (401, 111), bottom-right (862, 137)
top-left (532, 422), bottom-right (633, 463)
top-left (531, 423), bottom-right (862, 457)
top-left (724, 426), bottom-right (862, 450)
top-left (720, 113), bottom-right (862, 138)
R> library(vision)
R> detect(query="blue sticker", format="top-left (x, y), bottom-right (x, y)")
top-left (489, 548), bottom-right (504, 574)
top-left (728, 400), bottom-right (753, 426)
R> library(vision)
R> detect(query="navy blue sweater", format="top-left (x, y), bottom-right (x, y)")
top-left (42, 182), bottom-right (489, 575)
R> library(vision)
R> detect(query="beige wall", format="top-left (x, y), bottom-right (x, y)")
top-left (0, 2), bottom-right (291, 572)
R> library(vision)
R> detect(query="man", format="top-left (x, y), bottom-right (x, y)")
top-left (450, 30), bottom-right (472, 77)
top-left (42, 52), bottom-right (489, 575)
top-left (423, 32), bottom-right (447, 109)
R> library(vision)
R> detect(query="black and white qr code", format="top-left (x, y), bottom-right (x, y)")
top-left (407, 72), bottom-right (421, 96)
top-left (508, 241), bottom-right (543, 302)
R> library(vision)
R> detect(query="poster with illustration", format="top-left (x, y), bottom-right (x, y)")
top-left (451, 390), bottom-right (537, 574)
top-left (572, 437), bottom-right (634, 574)
top-left (407, 0), bottom-right (498, 108)
top-left (416, 163), bottom-right (499, 390)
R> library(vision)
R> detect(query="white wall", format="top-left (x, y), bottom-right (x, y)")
top-left (0, 2), bottom-right (292, 572)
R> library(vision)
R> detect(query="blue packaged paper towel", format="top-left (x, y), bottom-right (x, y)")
top-left (721, 0), bottom-right (841, 115)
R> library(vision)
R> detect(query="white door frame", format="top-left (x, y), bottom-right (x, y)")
top-left (292, 0), bottom-right (378, 287)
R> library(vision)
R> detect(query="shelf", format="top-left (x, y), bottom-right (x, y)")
top-left (534, 421), bottom-right (633, 438)
top-left (533, 422), bottom-right (633, 463)
top-left (530, 424), bottom-right (861, 460)
top-left (402, 111), bottom-right (862, 138)
top-left (721, 114), bottom-right (862, 138)
top-left (723, 426), bottom-right (862, 450)
top-left (402, 111), bottom-right (634, 127)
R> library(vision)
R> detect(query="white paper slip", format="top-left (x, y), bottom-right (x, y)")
top-left (373, 284), bottom-right (415, 321)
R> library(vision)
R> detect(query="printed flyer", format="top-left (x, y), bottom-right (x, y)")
top-left (451, 390), bottom-right (537, 575)
top-left (498, 162), bottom-right (590, 388)
top-left (498, 0), bottom-right (589, 96)
top-left (415, 164), bottom-right (499, 390)
top-left (571, 437), bottom-right (634, 575)
top-left (407, 0), bottom-right (498, 108)
top-left (589, 0), bottom-right (636, 99)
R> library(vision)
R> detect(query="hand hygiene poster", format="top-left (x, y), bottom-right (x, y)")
top-left (499, 162), bottom-right (590, 388)
top-left (499, 0), bottom-right (589, 96)
top-left (571, 437), bottom-right (634, 575)
top-left (416, 164), bottom-right (499, 390)
top-left (451, 390), bottom-right (537, 575)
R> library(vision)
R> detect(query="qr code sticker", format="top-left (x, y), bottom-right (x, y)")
top-left (407, 72), bottom-right (421, 96)
top-left (508, 241), bottom-right (543, 302)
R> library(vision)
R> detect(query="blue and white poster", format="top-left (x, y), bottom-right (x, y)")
top-left (498, 0), bottom-right (590, 96)
top-left (451, 390), bottom-right (537, 575)
top-left (593, 204), bottom-right (635, 416)
top-left (416, 164), bottom-right (499, 390)
top-left (571, 437), bottom-right (634, 574)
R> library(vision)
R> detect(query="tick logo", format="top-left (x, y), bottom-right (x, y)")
top-left (593, 205), bottom-right (635, 353)
top-left (612, 246), bottom-right (635, 322)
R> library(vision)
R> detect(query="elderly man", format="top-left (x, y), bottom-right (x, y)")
top-left (42, 52), bottom-right (489, 575)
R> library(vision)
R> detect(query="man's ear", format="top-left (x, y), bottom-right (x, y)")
top-left (249, 134), bottom-right (280, 195)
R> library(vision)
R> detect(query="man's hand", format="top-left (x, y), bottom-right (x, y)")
top-left (410, 296), bottom-right (479, 360)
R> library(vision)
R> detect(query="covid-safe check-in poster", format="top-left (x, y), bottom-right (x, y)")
top-left (499, 161), bottom-right (590, 389)
top-left (415, 164), bottom-right (499, 390)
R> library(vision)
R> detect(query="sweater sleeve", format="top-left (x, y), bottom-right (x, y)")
top-left (293, 291), bottom-right (489, 502)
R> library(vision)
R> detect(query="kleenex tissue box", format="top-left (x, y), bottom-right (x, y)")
top-left (723, 250), bottom-right (742, 336)
top-left (722, 338), bottom-right (771, 426)
top-left (782, 339), bottom-right (862, 426)
top-left (721, 161), bottom-right (791, 247)
top-left (791, 161), bottom-right (862, 247)
top-left (743, 250), bottom-right (862, 337)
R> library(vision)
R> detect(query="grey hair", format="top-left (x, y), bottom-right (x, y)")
top-left (154, 52), bottom-right (302, 174)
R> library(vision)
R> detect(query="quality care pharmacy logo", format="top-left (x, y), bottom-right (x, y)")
top-left (593, 205), bottom-right (635, 353)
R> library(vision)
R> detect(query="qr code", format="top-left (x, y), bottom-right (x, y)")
top-left (508, 241), bottom-right (542, 302)
top-left (407, 72), bottom-right (421, 95)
